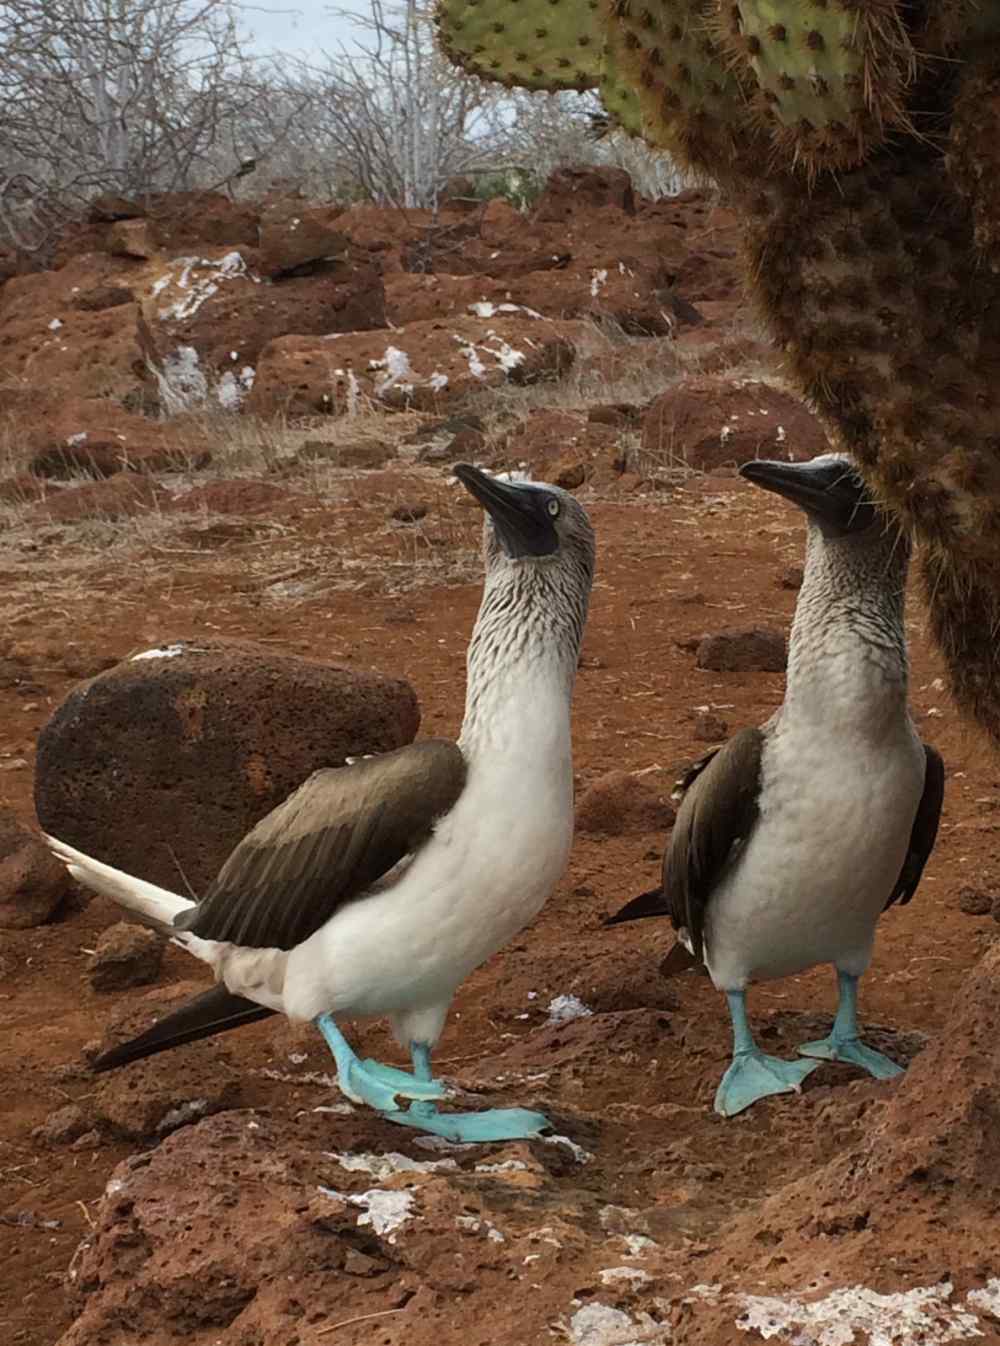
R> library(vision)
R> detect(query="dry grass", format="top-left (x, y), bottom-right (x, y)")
top-left (0, 313), bottom-right (788, 624)
top-left (470, 322), bottom-right (683, 429)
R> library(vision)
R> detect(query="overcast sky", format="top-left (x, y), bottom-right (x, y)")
top-left (241, 0), bottom-right (380, 60)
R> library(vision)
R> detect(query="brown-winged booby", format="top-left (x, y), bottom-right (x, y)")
top-left (607, 453), bottom-right (944, 1117)
top-left (46, 464), bottom-right (595, 1143)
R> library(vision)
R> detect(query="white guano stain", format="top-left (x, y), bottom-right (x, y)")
top-left (332, 1151), bottom-right (458, 1180)
top-left (547, 994), bottom-right (593, 1024)
top-left (566, 1303), bottom-right (666, 1346)
top-left (317, 1185), bottom-right (415, 1239)
top-left (131, 644), bottom-right (187, 661)
top-left (730, 1282), bottom-right (984, 1345)
top-left (599, 1267), bottom-right (653, 1289)
top-left (157, 250), bottom-right (255, 322)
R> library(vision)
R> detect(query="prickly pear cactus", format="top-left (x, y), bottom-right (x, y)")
top-left (598, 18), bottom-right (646, 136)
top-left (725, 0), bottom-right (916, 171)
top-left (611, 0), bottom-right (758, 173)
top-left (948, 52), bottom-right (1000, 269)
top-left (434, 0), bottom-right (602, 91)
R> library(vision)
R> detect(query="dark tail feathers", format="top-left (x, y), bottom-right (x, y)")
top-left (92, 984), bottom-right (275, 1073)
top-left (604, 886), bottom-right (670, 926)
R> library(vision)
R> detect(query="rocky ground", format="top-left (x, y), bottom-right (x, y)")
top-left (3, 170), bottom-right (1000, 1346)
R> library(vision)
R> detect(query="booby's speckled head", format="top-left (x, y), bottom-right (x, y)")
top-left (739, 453), bottom-right (880, 538)
top-left (454, 463), bottom-right (595, 574)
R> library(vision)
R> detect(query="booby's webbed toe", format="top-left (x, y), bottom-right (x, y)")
top-left (385, 1103), bottom-right (552, 1143)
top-left (358, 1057), bottom-right (450, 1097)
top-left (714, 1051), bottom-right (819, 1118)
top-left (315, 1014), bottom-right (445, 1111)
top-left (797, 1036), bottom-right (903, 1079)
top-left (798, 971), bottom-right (904, 1080)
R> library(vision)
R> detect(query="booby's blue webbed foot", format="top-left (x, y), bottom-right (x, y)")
top-left (797, 1035), bottom-right (903, 1079)
top-left (715, 989), bottom-right (818, 1118)
top-left (315, 1015), bottom-right (446, 1111)
top-left (382, 1042), bottom-right (551, 1142)
top-left (796, 971), bottom-right (904, 1080)
top-left (384, 1102), bottom-right (552, 1143)
top-left (715, 1049), bottom-right (819, 1117)
top-left (357, 1058), bottom-right (450, 1096)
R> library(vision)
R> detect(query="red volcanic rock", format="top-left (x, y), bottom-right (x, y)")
top-left (146, 249), bottom-right (386, 393)
top-left (0, 286), bottom-right (148, 404)
top-left (257, 201), bottom-right (349, 278)
top-left (4, 388), bottom-right (209, 475)
top-left (71, 284), bottom-right (135, 312)
top-left (88, 984), bottom-right (244, 1139)
top-left (248, 316), bottom-right (582, 418)
top-left (88, 922), bottom-right (164, 992)
top-left (696, 626), bottom-right (788, 673)
top-left (575, 770), bottom-right (676, 837)
top-left (641, 376), bottom-right (830, 473)
top-left (34, 638), bottom-right (421, 892)
top-left (0, 806), bottom-right (71, 929)
top-left (533, 166), bottom-right (636, 220)
top-left (143, 190), bottom-right (260, 251)
top-left (105, 219), bottom-right (158, 260)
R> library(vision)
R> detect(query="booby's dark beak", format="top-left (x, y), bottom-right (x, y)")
top-left (740, 458), bottom-right (878, 536)
top-left (454, 463), bottom-right (559, 558)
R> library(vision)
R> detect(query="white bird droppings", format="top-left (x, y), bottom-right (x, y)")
top-left (547, 994), bottom-right (593, 1024)
top-left (732, 1282), bottom-right (983, 1345)
top-left (333, 1151), bottom-right (458, 1179)
top-left (456, 1214), bottom-right (506, 1242)
top-left (966, 1281), bottom-right (1000, 1316)
top-left (600, 1267), bottom-right (653, 1289)
top-left (567, 1303), bottom-right (666, 1346)
top-left (543, 1134), bottom-right (593, 1164)
top-left (131, 644), bottom-right (187, 661)
top-left (318, 1185), bottom-right (415, 1237)
top-left (156, 1099), bottom-right (208, 1133)
top-left (474, 1159), bottom-right (529, 1174)
top-left (351, 1189), bottom-right (414, 1236)
top-left (621, 1234), bottom-right (659, 1258)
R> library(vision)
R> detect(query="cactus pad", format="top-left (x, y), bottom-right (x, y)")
top-left (610, 0), bottom-right (758, 174)
top-left (434, 0), bottom-right (602, 91)
top-left (598, 18), bottom-right (646, 135)
top-left (728, 0), bottom-right (917, 170)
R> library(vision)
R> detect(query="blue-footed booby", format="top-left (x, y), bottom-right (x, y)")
top-left (47, 464), bottom-right (595, 1143)
top-left (608, 454), bottom-right (944, 1117)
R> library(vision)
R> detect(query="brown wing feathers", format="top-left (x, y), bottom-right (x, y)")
top-left (92, 740), bottom-right (467, 1074)
top-left (885, 743), bottom-right (944, 910)
top-left (663, 729), bottom-right (764, 961)
top-left (608, 732), bottom-right (942, 961)
top-left (174, 738), bottom-right (467, 950)
top-left (605, 729), bottom-right (764, 965)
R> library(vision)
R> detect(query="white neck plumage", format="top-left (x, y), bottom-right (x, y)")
top-left (459, 560), bottom-right (589, 753)
top-left (782, 524), bottom-right (911, 739)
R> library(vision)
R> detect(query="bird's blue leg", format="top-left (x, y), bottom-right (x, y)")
top-left (314, 1014), bottom-right (445, 1111)
top-left (714, 990), bottom-right (820, 1117)
top-left (383, 1041), bottom-right (553, 1143)
top-left (797, 971), bottom-right (903, 1079)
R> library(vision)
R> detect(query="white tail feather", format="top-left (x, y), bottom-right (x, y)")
top-left (44, 834), bottom-right (196, 931)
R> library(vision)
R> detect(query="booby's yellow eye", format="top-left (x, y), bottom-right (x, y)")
top-left (547, 499), bottom-right (560, 517)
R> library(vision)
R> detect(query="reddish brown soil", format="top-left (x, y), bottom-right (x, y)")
top-left (3, 465), bottom-right (1000, 1344)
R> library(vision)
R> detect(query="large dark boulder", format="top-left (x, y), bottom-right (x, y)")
top-left (35, 638), bottom-right (421, 893)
